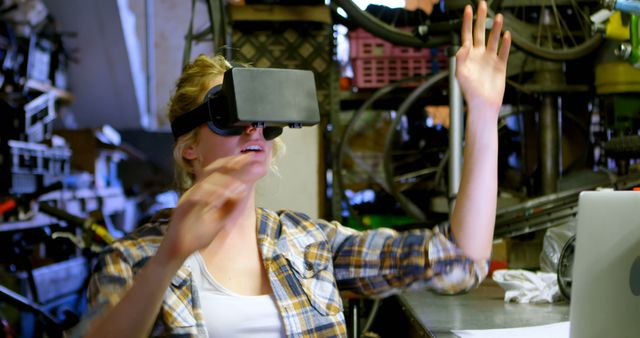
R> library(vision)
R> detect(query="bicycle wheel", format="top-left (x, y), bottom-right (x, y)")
top-left (382, 71), bottom-right (450, 222)
top-left (487, 0), bottom-right (603, 60)
top-left (336, 76), bottom-right (434, 221)
top-left (332, 0), bottom-right (459, 47)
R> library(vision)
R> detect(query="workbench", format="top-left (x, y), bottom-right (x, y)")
top-left (397, 280), bottom-right (570, 337)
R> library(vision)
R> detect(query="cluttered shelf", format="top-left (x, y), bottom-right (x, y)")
top-left (0, 213), bottom-right (60, 233)
top-left (0, 186), bottom-right (126, 233)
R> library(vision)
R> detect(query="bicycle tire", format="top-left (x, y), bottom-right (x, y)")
top-left (484, 1), bottom-right (604, 61)
top-left (333, 0), bottom-right (453, 47)
top-left (504, 13), bottom-right (603, 60)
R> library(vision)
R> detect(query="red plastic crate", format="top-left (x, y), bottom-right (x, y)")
top-left (348, 28), bottom-right (449, 89)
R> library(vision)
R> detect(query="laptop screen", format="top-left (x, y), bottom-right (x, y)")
top-left (569, 191), bottom-right (640, 338)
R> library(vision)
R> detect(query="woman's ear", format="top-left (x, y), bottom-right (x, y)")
top-left (182, 143), bottom-right (198, 161)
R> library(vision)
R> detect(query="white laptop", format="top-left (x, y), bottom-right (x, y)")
top-left (570, 191), bottom-right (640, 338)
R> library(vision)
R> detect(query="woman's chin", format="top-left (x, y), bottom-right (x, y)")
top-left (245, 159), bottom-right (270, 181)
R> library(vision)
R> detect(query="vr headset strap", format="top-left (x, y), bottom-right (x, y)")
top-left (170, 94), bottom-right (228, 139)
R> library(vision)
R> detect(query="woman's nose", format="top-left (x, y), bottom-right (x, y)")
top-left (244, 124), bottom-right (262, 135)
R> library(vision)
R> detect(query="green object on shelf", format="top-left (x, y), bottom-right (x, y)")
top-left (629, 14), bottom-right (639, 67)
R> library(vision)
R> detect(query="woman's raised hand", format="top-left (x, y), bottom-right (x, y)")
top-left (161, 154), bottom-right (257, 262)
top-left (455, 1), bottom-right (511, 118)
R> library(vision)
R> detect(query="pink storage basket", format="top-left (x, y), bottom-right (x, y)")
top-left (348, 28), bottom-right (448, 89)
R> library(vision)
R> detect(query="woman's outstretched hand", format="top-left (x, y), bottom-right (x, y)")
top-left (455, 1), bottom-right (511, 118)
top-left (449, 1), bottom-right (510, 262)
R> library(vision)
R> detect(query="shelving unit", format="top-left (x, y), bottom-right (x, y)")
top-left (1, 187), bottom-right (126, 233)
top-left (0, 214), bottom-right (60, 233)
top-left (24, 79), bottom-right (74, 103)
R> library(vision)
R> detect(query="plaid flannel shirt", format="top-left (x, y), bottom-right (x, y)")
top-left (73, 208), bottom-right (488, 337)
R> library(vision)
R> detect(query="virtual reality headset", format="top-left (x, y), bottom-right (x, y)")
top-left (170, 67), bottom-right (321, 141)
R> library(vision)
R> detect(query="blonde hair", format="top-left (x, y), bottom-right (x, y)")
top-left (168, 54), bottom-right (285, 193)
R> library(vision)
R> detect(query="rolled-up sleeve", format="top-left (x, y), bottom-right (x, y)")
top-left (315, 219), bottom-right (488, 297)
top-left (426, 224), bottom-right (489, 294)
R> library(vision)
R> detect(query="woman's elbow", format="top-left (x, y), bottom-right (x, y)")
top-left (429, 260), bottom-right (489, 295)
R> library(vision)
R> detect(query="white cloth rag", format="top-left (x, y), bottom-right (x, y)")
top-left (492, 269), bottom-right (563, 304)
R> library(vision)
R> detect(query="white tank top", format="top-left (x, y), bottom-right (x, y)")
top-left (187, 252), bottom-right (286, 338)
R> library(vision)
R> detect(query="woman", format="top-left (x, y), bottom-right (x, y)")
top-left (78, 2), bottom-right (510, 337)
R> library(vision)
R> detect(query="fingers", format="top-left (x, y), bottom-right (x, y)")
top-left (461, 5), bottom-right (473, 47)
top-left (202, 153), bottom-right (252, 177)
top-left (461, 1), bottom-right (510, 61)
top-left (184, 172), bottom-right (247, 212)
top-left (498, 31), bottom-right (512, 62)
top-left (455, 46), bottom-right (469, 64)
top-left (203, 154), bottom-right (242, 174)
top-left (201, 178), bottom-right (246, 215)
top-left (474, 1), bottom-right (487, 48)
top-left (487, 13), bottom-right (503, 53)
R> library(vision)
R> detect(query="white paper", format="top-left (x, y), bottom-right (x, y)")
top-left (451, 321), bottom-right (569, 338)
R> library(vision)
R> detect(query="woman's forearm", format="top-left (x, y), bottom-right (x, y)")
top-left (85, 245), bottom-right (184, 338)
top-left (450, 109), bottom-right (498, 261)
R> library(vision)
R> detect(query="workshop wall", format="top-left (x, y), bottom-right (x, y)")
top-left (43, 0), bottom-right (144, 129)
